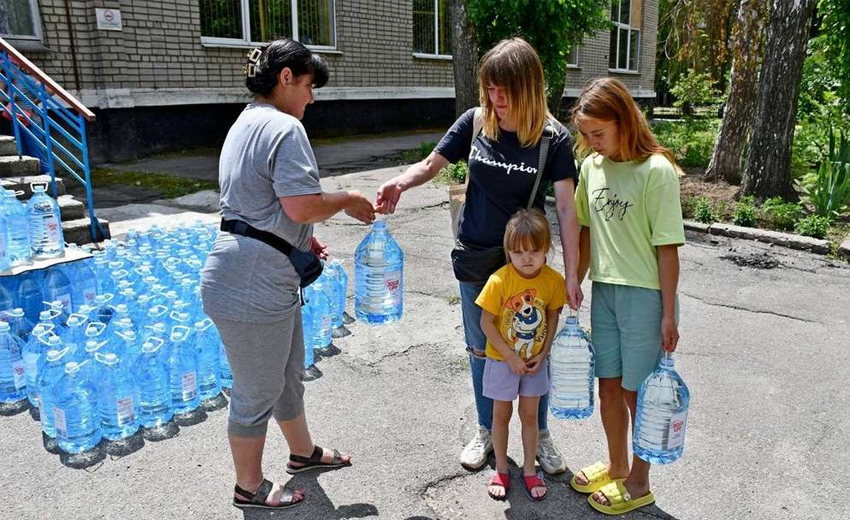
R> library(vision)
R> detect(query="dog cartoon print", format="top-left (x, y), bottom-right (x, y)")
top-left (504, 289), bottom-right (544, 359)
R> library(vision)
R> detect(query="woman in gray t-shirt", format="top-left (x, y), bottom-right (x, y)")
top-left (200, 39), bottom-right (374, 511)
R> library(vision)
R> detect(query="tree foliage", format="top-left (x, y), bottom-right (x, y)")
top-left (818, 0), bottom-right (850, 111)
top-left (466, 0), bottom-right (610, 113)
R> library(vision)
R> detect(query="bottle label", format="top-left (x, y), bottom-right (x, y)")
top-left (57, 293), bottom-right (72, 312)
top-left (11, 360), bottom-right (26, 389)
top-left (45, 216), bottom-right (61, 244)
top-left (53, 406), bottom-right (67, 437)
top-left (667, 410), bottom-right (688, 449)
top-left (384, 271), bottom-right (402, 303)
top-left (181, 372), bottom-right (197, 400)
top-left (83, 285), bottom-right (97, 304)
top-left (116, 396), bottom-right (135, 425)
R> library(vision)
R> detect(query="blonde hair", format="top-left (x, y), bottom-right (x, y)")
top-left (478, 38), bottom-right (551, 148)
top-left (571, 77), bottom-right (679, 168)
top-left (503, 208), bottom-right (552, 262)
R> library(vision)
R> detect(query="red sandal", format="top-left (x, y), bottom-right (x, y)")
top-left (523, 472), bottom-right (548, 501)
top-left (487, 472), bottom-right (510, 501)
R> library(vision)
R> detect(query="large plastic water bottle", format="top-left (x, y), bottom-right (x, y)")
top-left (23, 326), bottom-right (56, 407)
top-left (193, 319), bottom-right (221, 402)
top-left (354, 221), bottom-right (404, 324)
top-left (1, 189), bottom-right (33, 266)
top-left (301, 303), bottom-right (315, 370)
top-left (43, 266), bottom-right (74, 317)
top-left (51, 361), bottom-right (102, 453)
top-left (319, 267), bottom-right (342, 329)
top-left (307, 283), bottom-right (332, 351)
top-left (96, 352), bottom-right (139, 441)
top-left (133, 338), bottom-right (173, 428)
top-left (167, 326), bottom-right (200, 415)
top-left (37, 346), bottom-right (71, 437)
top-left (62, 313), bottom-right (89, 361)
top-left (70, 258), bottom-right (99, 310)
top-left (633, 353), bottom-right (691, 465)
top-left (0, 321), bottom-right (27, 403)
top-left (328, 259), bottom-right (349, 327)
top-left (14, 273), bottom-right (44, 324)
top-left (27, 184), bottom-right (65, 259)
top-left (549, 315), bottom-right (595, 419)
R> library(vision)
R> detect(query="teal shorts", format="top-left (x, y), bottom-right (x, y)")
top-left (590, 282), bottom-right (679, 391)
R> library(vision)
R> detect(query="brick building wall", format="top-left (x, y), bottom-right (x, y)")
top-left (7, 0), bottom-right (658, 161)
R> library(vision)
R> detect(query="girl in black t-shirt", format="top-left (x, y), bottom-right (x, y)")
top-left (376, 38), bottom-right (582, 480)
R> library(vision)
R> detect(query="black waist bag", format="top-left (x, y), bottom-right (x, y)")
top-left (220, 219), bottom-right (323, 288)
top-left (451, 242), bottom-right (506, 284)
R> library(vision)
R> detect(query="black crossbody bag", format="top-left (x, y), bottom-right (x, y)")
top-left (450, 122), bottom-right (554, 284)
top-left (221, 219), bottom-right (323, 288)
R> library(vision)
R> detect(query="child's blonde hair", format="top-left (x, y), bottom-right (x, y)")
top-left (571, 77), bottom-right (679, 169)
top-left (503, 208), bottom-right (552, 262)
top-left (478, 38), bottom-right (552, 148)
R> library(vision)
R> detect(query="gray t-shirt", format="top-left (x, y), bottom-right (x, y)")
top-left (201, 102), bottom-right (322, 323)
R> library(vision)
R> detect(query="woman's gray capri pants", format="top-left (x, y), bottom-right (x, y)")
top-left (212, 309), bottom-right (306, 438)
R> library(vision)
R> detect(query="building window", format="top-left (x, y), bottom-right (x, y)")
top-left (0, 0), bottom-right (42, 40)
top-left (200, 0), bottom-right (336, 49)
top-left (609, 0), bottom-right (641, 72)
top-left (567, 45), bottom-right (579, 68)
top-left (412, 0), bottom-right (452, 58)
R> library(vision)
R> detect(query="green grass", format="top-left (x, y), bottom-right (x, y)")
top-left (91, 168), bottom-right (218, 199)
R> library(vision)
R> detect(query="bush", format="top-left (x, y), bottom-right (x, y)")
top-left (438, 160), bottom-right (468, 185)
top-left (794, 214), bottom-right (832, 239)
top-left (692, 197), bottom-right (717, 225)
top-left (401, 141), bottom-right (436, 163)
top-left (796, 129), bottom-right (850, 217)
top-left (732, 203), bottom-right (757, 227)
top-left (669, 69), bottom-right (722, 115)
top-left (652, 119), bottom-right (719, 168)
top-left (761, 197), bottom-right (802, 230)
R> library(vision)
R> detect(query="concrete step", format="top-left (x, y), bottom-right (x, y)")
top-left (0, 155), bottom-right (40, 177)
top-left (0, 175), bottom-right (66, 198)
top-left (63, 217), bottom-right (111, 246)
top-left (0, 136), bottom-right (16, 156)
top-left (57, 195), bottom-right (86, 221)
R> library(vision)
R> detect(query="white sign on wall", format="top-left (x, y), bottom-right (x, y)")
top-left (96, 8), bottom-right (123, 31)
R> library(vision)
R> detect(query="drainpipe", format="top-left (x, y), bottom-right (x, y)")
top-left (62, 0), bottom-right (82, 93)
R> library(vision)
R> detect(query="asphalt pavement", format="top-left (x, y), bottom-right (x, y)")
top-left (2, 155), bottom-right (849, 519)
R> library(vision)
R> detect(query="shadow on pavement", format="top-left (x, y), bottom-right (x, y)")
top-left (237, 468), bottom-right (378, 519)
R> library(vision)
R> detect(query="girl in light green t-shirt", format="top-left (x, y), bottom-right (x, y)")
top-left (568, 78), bottom-right (686, 516)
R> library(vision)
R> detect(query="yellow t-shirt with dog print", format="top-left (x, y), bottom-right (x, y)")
top-left (475, 264), bottom-right (566, 361)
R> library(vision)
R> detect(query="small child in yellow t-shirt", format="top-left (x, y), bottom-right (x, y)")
top-left (475, 208), bottom-right (565, 502)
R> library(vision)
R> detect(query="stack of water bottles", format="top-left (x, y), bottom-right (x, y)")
top-left (301, 260), bottom-right (349, 375)
top-left (0, 221), bottom-right (235, 454)
top-left (0, 184), bottom-right (67, 271)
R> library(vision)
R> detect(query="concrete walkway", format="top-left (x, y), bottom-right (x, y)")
top-left (3, 161), bottom-right (849, 519)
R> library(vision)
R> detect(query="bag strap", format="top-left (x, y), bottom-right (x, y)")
top-left (221, 219), bottom-right (294, 256)
top-left (526, 120), bottom-right (555, 209)
top-left (465, 107), bottom-right (485, 189)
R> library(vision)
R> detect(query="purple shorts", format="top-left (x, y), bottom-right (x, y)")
top-left (482, 358), bottom-right (549, 401)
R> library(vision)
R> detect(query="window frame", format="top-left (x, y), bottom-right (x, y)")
top-left (411, 0), bottom-right (452, 60)
top-left (608, 0), bottom-right (641, 73)
top-left (200, 0), bottom-right (337, 51)
top-left (566, 44), bottom-right (580, 69)
top-left (0, 0), bottom-right (43, 42)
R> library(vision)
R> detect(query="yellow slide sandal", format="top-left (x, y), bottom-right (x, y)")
top-left (588, 481), bottom-right (655, 516)
top-left (569, 461), bottom-right (624, 494)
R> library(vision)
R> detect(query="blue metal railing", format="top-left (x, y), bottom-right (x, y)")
top-left (0, 38), bottom-right (106, 243)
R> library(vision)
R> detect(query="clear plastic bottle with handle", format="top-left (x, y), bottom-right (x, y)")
top-left (549, 314), bottom-right (595, 420)
top-left (354, 220), bottom-right (404, 325)
top-left (633, 352), bottom-right (691, 465)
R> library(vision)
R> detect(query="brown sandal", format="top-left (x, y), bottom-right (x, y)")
top-left (232, 479), bottom-right (303, 509)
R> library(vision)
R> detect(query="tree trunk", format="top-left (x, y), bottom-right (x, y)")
top-left (704, 0), bottom-right (767, 185)
top-left (449, 0), bottom-right (479, 117)
top-left (741, 0), bottom-right (817, 200)
top-left (547, 71), bottom-right (566, 118)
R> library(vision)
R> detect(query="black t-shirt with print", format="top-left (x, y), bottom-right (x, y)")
top-left (435, 108), bottom-right (578, 248)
